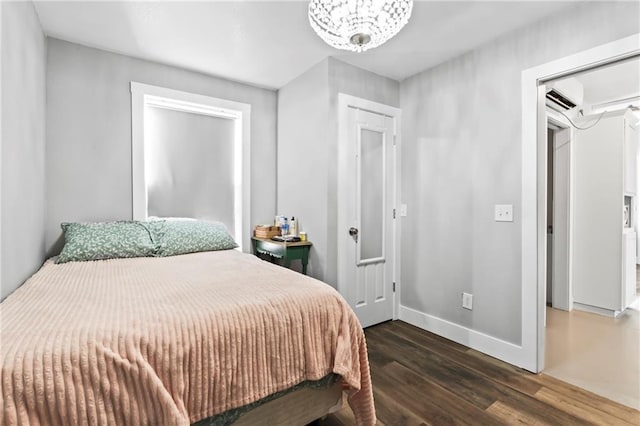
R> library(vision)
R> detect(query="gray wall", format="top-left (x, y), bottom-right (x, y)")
top-left (399, 1), bottom-right (640, 344)
top-left (1, 2), bottom-right (47, 300)
top-left (45, 39), bottom-right (277, 254)
top-left (277, 59), bottom-right (330, 279)
top-left (325, 58), bottom-right (399, 286)
top-left (328, 57), bottom-right (400, 108)
top-left (277, 58), bottom-right (399, 284)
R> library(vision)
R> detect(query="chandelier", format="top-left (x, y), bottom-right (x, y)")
top-left (308, 0), bottom-right (413, 53)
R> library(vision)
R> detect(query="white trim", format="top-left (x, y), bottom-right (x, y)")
top-left (573, 302), bottom-right (621, 318)
top-left (337, 93), bottom-right (402, 321)
top-left (356, 123), bottom-right (387, 266)
top-left (0, 2), bottom-right (3, 295)
top-left (521, 34), bottom-right (640, 373)
top-left (546, 108), bottom-right (572, 130)
top-left (393, 121), bottom-right (402, 322)
top-left (545, 117), bottom-right (574, 316)
top-left (130, 82), bottom-right (252, 252)
top-left (549, 125), bottom-right (574, 313)
top-left (399, 305), bottom-right (524, 363)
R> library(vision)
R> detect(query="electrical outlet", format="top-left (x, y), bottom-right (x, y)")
top-left (494, 204), bottom-right (513, 222)
top-left (462, 292), bottom-right (473, 310)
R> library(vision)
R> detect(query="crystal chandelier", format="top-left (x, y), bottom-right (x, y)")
top-left (308, 0), bottom-right (413, 53)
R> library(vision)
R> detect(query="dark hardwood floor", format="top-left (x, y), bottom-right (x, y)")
top-left (321, 320), bottom-right (640, 425)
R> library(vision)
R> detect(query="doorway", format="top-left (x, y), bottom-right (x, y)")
top-left (543, 59), bottom-right (640, 409)
top-left (520, 33), bottom-right (640, 374)
top-left (337, 94), bottom-right (401, 328)
top-left (523, 37), bottom-right (640, 408)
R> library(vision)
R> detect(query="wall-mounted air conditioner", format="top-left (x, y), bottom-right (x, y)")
top-left (546, 78), bottom-right (584, 111)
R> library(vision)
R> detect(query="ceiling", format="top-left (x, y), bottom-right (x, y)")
top-left (33, 1), bottom-right (578, 90)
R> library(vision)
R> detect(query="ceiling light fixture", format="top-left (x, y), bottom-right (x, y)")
top-left (308, 0), bottom-right (413, 53)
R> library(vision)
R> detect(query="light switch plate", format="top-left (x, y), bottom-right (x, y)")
top-left (495, 204), bottom-right (513, 222)
top-left (462, 292), bottom-right (473, 310)
top-left (400, 204), bottom-right (408, 217)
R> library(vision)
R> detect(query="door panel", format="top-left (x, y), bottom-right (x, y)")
top-left (356, 266), bottom-right (366, 306)
top-left (342, 108), bottom-right (395, 328)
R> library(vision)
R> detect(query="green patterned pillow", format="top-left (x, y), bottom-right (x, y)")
top-left (147, 220), bottom-right (237, 257)
top-left (56, 221), bottom-right (158, 264)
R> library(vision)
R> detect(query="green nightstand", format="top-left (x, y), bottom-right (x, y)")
top-left (251, 237), bottom-right (313, 275)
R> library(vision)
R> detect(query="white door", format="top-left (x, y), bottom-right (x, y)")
top-left (552, 128), bottom-right (572, 311)
top-left (338, 104), bottom-right (396, 328)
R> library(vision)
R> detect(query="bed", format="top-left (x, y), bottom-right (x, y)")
top-left (0, 249), bottom-right (375, 425)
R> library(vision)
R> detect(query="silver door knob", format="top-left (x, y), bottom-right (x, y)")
top-left (349, 227), bottom-right (359, 236)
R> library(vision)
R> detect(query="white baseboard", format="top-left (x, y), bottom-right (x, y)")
top-left (573, 302), bottom-right (620, 318)
top-left (398, 305), bottom-right (527, 369)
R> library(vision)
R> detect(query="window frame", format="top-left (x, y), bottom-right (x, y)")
top-left (130, 82), bottom-right (251, 252)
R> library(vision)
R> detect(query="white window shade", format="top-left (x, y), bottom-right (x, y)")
top-left (144, 105), bottom-right (235, 234)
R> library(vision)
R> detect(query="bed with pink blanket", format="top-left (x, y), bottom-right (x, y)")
top-left (0, 250), bottom-right (375, 425)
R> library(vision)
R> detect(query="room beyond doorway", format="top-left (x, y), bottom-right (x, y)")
top-left (541, 53), bottom-right (640, 411)
top-left (544, 304), bottom-right (640, 410)
top-left (521, 33), bottom-right (640, 374)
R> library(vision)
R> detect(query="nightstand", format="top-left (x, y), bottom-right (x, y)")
top-left (251, 237), bottom-right (312, 275)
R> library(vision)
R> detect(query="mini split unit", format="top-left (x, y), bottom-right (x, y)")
top-left (545, 78), bottom-right (584, 111)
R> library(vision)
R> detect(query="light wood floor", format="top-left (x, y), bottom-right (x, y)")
top-left (544, 305), bottom-right (640, 410)
top-left (321, 320), bottom-right (640, 425)
top-left (542, 265), bottom-right (640, 410)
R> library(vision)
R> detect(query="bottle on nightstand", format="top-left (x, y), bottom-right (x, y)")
top-left (280, 218), bottom-right (289, 236)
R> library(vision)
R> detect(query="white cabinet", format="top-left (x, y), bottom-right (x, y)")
top-left (572, 113), bottom-right (639, 314)
top-left (621, 113), bottom-right (639, 311)
top-left (623, 231), bottom-right (637, 309)
top-left (624, 112), bottom-right (639, 195)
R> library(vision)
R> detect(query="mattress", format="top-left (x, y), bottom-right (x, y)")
top-left (193, 373), bottom-right (340, 425)
top-left (0, 250), bottom-right (375, 425)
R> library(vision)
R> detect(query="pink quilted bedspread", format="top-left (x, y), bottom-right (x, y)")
top-left (0, 250), bottom-right (375, 425)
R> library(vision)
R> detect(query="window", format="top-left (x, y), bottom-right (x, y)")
top-left (131, 82), bottom-right (251, 251)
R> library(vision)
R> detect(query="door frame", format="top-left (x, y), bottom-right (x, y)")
top-left (547, 111), bottom-right (573, 313)
top-left (337, 93), bottom-right (402, 322)
top-left (521, 33), bottom-right (640, 372)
